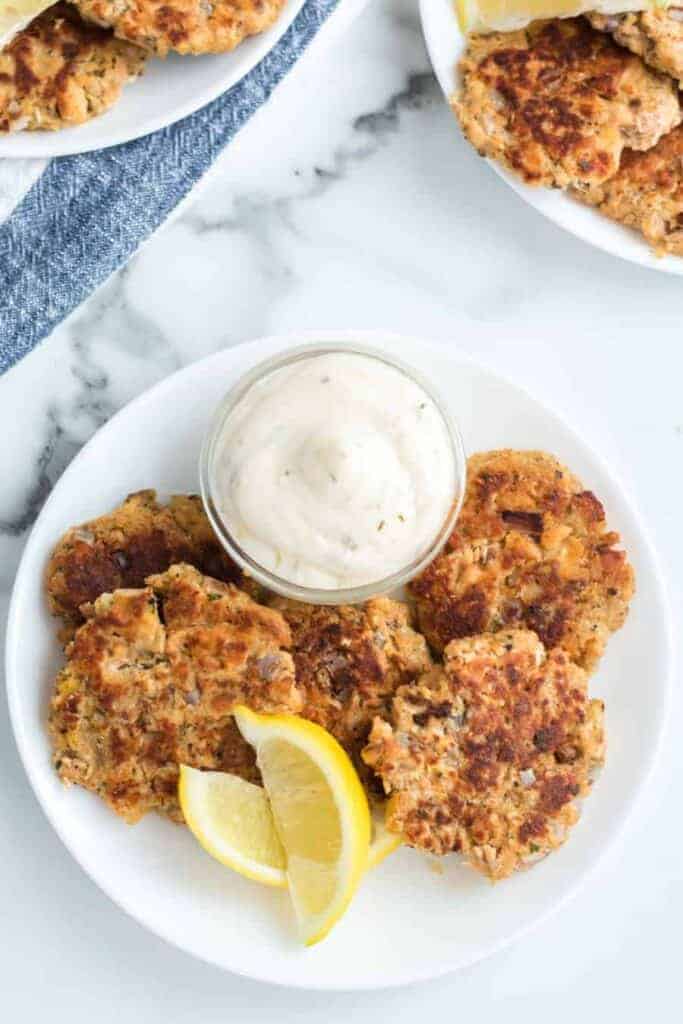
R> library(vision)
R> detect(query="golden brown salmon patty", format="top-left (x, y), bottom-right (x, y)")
top-left (49, 564), bottom-right (301, 823)
top-left (453, 18), bottom-right (681, 190)
top-left (46, 489), bottom-right (246, 641)
top-left (588, 9), bottom-right (683, 85)
top-left (0, 4), bottom-right (144, 133)
top-left (578, 124), bottom-right (683, 256)
top-left (73, 0), bottom-right (286, 56)
top-left (363, 630), bottom-right (605, 880)
top-left (410, 450), bottom-right (634, 672)
top-left (268, 597), bottom-right (432, 780)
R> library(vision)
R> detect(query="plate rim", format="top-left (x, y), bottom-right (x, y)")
top-left (418, 0), bottom-right (683, 277)
top-left (5, 329), bottom-right (675, 989)
top-left (0, 0), bottom-right (307, 159)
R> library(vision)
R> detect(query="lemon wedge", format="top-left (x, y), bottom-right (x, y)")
top-left (367, 802), bottom-right (401, 869)
top-left (179, 766), bottom-right (287, 887)
top-left (0, 0), bottom-right (55, 49)
top-left (235, 707), bottom-right (371, 946)
top-left (181, 769), bottom-right (396, 888)
top-left (456, 0), bottom-right (668, 35)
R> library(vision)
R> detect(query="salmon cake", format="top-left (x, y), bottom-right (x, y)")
top-left (578, 124), bottom-right (683, 256)
top-left (49, 564), bottom-right (301, 823)
top-left (46, 489), bottom-right (245, 641)
top-left (269, 596), bottom-right (432, 778)
top-left (453, 18), bottom-right (681, 190)
top-left (362, 630), bottom-right (605, 880)
top-left (0, 4), bottom-right (145, 133)
top-left (73, 0), bottom-right (286, 57)
top-left (410, 450), bottom-right (634, 672)
top-left (588, 9), bottom-right (683, 85)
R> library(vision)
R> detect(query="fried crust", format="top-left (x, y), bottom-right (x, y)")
top-left (0, 4), bottom-right (145, 133)
top-left (577, 124), bottom-right (683, 256)
top-left (362, 630), bottom-right (605, 880)
top-left (73, 0), bottom-right (286, 57)
top-left (453, 18), bottom-right (681, 190)
top-left (410, 450), bottom-right (634, 672)
top-left (269, 596), bottom-right (432, 780)
top-left (46, 490), bottom-right (246, 641)
top-left (588, 9), bottom-right (683, 85)
top-left (48, 564), bottom-right (300, 823)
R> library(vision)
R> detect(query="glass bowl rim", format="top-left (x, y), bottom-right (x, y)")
top-left (199, 341), bottom-right (467, 604)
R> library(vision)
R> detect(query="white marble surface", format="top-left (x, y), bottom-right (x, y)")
top-left (1, 0), bottom-right (681, 1019)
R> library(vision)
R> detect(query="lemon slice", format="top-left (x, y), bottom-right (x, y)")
top-left (367, 802), bottom-right (402, 870)
top-left (235, 707), bottom-right (371, 946)
top-left (178, 766), bottom-right (287, 887)
top-left (456, 0), bottom-right (668, 34)
top-left (0, 0), bottom-right (55, 49)
top-left (181, 768), bottom-right (395, 885)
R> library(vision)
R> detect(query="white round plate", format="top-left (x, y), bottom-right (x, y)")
top-left (420, 0), bottom-right (683, 275)
top-left (0, 0), bottom-right (305, 158)
top-left (6, 330), bottom-right (672, 989)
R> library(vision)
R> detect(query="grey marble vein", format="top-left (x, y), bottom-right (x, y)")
top-left (191, 72), bottom-right (438, 225)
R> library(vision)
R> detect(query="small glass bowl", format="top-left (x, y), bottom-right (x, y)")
top-left (199, 342), bottom-right (467, 605)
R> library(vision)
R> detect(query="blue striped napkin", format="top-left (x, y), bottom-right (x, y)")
top-left (0, 0), bottom-right (340, 375)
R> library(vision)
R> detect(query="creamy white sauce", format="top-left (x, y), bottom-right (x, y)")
top-left (212, 352), bottom-right (457, 590)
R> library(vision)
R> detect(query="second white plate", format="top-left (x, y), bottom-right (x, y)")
top-left (0, 0), bottom-right (307, 157)
top-left (420, 0), bottom-right (683, 275)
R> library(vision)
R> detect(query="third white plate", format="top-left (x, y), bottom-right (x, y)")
top-left (420, 0), bottom-right (683, 275)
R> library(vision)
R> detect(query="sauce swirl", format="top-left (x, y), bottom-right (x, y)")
top-left (212, 351), bottom-right (457, 590)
